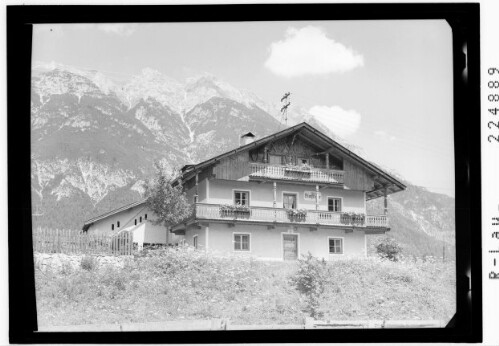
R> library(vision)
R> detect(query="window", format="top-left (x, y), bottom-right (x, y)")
top-left (134, 219), bottom-right (137, 226)
top-left (193, 235), bottom-right (198, 249)
top-left (328, 197), bottom-right (342, 212)
top-left (283, 193), bottom-right (297, 209)
top-left (145, 214), bottom-right (147, 220)
top-left (329, 238), bottom-right (343, 254)
top-left (111, 224), bottom-right (114, 231)
top-left (234, 190), bottom-right (249, 206)
top-left (284, 155), bottom-right (296, 165)
top-left (117, 221), bottom-right (120, 228)
top-left (269, 154), bottom-right (283, 165)
top-left (234, 234), bottom-right (250, 251)
top-left (140, 216), bottom-right (142, 222)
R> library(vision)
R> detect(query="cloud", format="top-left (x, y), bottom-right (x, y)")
top-left (73, 23), bottom-right (138, 36)
top-left (374, 130), bottom-right (397, 141)
top-left (309, 105), bottom-right (361, 138)
top-left (96, 24), bottom-right (138, 36)
top-left (265, 26), bottom-right (364, 77)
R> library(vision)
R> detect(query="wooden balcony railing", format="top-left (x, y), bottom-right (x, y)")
top-left (191, 203), bottom-right (388, 228)
top-left (249, 163), bottom-right (344, 184)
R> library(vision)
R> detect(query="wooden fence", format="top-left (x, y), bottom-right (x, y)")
top-left (33, 227), bottom-right (134, 256)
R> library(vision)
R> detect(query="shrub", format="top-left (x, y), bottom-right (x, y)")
top-left (80, 255), bottom-right (98, 271)
top-left (375, 237), bottom-right (402, 261)
top-left (290, 252), bottom-right (329, 318)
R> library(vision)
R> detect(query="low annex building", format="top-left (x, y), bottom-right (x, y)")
top-left (172, 122), bottom-right (405, 260)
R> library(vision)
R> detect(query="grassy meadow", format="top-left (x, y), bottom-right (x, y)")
top-left (35, 246), bottom-right (456, 327)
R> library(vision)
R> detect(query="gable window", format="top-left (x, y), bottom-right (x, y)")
top-left (234, 190), bottom-right (250, 206)
top-left (117, 221), bottom-right (120, 228)
top-left (234, 233), bottom-right (250, 251)
top-left (145, 214), bottom-right (147, 220)
top-left (283, 193), bottom-right (297, 209)
top-left (269, 154), bottom-right (283, 165)
top-left (329, 238), bottom-right (343, 254)
top-left (134, 219), bottom-right (137, 226)
top-left (140, 216), bottom-right (142, 222)
top-left (111, 224), bottom-right (114, 231)
top-left (193, 235), bottom-right (198, 249)
top-left (328, 197), bottom-right (342, 212)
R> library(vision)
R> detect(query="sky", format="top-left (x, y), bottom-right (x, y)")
top-left (32, 20), bottom-right (455, 197)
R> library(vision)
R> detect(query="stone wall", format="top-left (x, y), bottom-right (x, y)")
top-left (34, 252), bottom-right (129, 273)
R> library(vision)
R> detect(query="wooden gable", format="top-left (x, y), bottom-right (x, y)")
top-left (343, 158), bottom-right (375, 191)
top-left (212, 151), bottom-right (250, 181)
top-left (180, 122), bottom-right (404, 197)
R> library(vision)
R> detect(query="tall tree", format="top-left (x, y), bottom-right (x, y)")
top-left (143, 164), bottom-right (192, 229)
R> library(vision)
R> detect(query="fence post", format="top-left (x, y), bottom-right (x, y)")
top-left (130, 231), bottom-right (134, 255)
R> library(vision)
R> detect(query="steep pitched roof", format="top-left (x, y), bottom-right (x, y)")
top-left (180, 122), bottom-right (406, 199)
top-left (82, 198), bottom-right (147, 231)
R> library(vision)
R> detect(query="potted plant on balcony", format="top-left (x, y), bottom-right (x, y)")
top-left (350, 213), bottom-right (366, 226)
top-left (340, 212), bottom-right (352, 225)
top-left (219, 203), bottom-right (251, 218)
top-left (340, 212), bottom-right (366, 226)
top-left (287, 208), bottom-right (308, 222)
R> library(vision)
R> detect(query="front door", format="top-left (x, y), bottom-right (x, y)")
top-left (283, 234), bottom-right (298, 260)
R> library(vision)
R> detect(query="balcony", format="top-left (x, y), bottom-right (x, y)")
top-left (249, 163), bottom-right (344, 185)
top-left (183, 203), bottom-right (388, 229)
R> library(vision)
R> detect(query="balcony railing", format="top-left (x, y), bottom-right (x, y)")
top-left (190, 203), bottom-right (388, 228)
top-left (249, 163), bottom-right (344, 184)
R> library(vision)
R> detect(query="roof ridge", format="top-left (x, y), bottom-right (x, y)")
top-left (83, 198), bottom-right (148, 226)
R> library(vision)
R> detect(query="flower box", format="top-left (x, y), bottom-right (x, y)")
top-left (340, 212), bottom-right (366, 226)
top-left (219, 204), bottom-right (251, 218)
top-left (287, 209), bottom-right (308, 222)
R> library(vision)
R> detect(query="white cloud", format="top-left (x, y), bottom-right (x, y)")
top-left (265, 26), bottom-right (364, 78)
top-left (309, 105), bottom-right (361, 138)
top-left (72, 23), bottom-right (138, 36)
top-left (96, 24), bottom-right (138, 36)
top-left (374, 130), bottom-right (397, 141)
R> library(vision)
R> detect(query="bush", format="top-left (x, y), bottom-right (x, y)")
top-left (80, 255), bottom-right (98, 271)
top-left (375, 237), bottom-right (402, 261)
top-left (290, 252), bottom-right (329, 318)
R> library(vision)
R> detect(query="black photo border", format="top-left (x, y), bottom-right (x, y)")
top-left (7, 3), bottom-right (481, 343)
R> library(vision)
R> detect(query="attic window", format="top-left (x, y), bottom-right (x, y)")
top-left (111, 224), bottom-right (114, 231)
top-left (117, 221), bottom-right (120, 227)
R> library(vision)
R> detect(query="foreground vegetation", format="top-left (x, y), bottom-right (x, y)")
top-left (35, 246), bottom-right (455, 327)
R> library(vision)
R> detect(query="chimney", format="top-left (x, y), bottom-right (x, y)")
top-left (240, 132), bottom-right (256, 146)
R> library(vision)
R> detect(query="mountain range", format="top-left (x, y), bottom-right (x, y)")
top-left (30, 62), bottom-right (455, 258)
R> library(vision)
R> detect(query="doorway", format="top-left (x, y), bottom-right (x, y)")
top-left (282, 233), bottom-right (298, 260)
